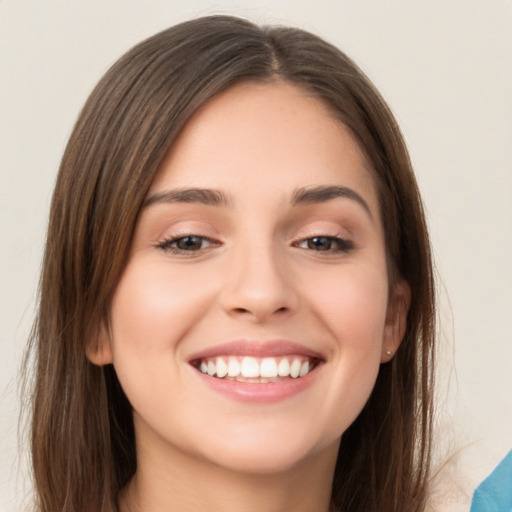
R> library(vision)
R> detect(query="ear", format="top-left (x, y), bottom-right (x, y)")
top-left (86, 321), bottom-right (113, 366)
top-left (381, 279), bottom-right (411, 363)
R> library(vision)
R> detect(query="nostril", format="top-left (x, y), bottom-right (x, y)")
top-left (233, 307), bottom-right (250, 314)
top-left (229, 306), bottom-right (289, 318)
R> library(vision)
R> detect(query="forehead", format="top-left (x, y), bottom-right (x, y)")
top-left (150, 81), bottom-right (378, 212)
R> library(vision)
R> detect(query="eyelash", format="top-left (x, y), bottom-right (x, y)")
top-left (157, 235), bottom-right (219, 255)
top-left (157, 234), bottom-right (354, 255)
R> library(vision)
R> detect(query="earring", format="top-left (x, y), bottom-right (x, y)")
top-left (385, 349), bottom-right (392, 356)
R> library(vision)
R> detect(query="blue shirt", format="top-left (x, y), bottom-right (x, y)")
top-left (470, 450), bottom-right (512, 512)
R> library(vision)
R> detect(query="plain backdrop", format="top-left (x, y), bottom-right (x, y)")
top-left (1, 1), bottom-right (511, 510)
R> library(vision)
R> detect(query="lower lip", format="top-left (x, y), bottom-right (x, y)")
top-left (192, 366), bottom-right (321, 403)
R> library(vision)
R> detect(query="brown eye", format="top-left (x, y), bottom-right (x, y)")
top-left (158, 235), bottom-right (218, 254)
top-left (307, 236), bottom-right (334, 251)
top-left (174, 236), bottom-right (204, 251)
top-left (296, 236), bottom-right (354, 253)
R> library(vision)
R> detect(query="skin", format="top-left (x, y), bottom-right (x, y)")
top-left (89, 81), bottom-right (409, 512)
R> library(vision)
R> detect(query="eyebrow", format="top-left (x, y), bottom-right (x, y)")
top-left (143, 188), bottom-right (232, 208)
top-left (143, 184), bottom-right (372, 217)
top-left (291, 185), bottom-right (372, 218)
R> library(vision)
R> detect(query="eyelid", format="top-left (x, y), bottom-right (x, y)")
top-left (150, 216), bottom-right (222, 240)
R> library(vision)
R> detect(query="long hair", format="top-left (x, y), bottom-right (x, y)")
top-left (25, 15), bottom-right (435, 512)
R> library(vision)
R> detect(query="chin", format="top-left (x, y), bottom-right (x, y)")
top-left (195, 427), bottom-right (339, 476)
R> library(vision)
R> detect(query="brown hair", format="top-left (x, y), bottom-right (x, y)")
top-left (25, 15), bottom-right (435, 512)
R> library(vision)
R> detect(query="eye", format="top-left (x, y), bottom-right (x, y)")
top-left (157, 235), bottom-right (218, 254)
top-left (296, 236), bottom-right (353, 253)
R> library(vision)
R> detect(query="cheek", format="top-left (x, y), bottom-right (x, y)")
top-left (109, 259), bottom-right (215, 358)
top-left (280, 264), bottom-right (390, 446)
top-left (107, 259), bottom-right (219, 421)
top-left (305, 263), bottom-right (389, 349)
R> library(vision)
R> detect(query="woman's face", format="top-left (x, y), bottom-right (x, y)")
top-left (91, 81), bottom-right (407, 475)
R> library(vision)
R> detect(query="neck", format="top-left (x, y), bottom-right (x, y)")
top-left (118, 427), bottom-right (338, 512)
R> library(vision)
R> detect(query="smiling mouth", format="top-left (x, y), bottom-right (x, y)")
top-left (192, 355), bottom-right (319, 383)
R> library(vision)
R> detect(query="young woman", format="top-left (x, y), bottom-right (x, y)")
top-left (26, 15), bottom-right (435, 512)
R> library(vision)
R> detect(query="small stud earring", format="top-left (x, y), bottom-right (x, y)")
top-left (385, 349), bottom-right (392, 356)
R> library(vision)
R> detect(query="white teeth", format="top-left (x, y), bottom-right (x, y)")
top-left (290, 358), bottom-right (301, 378)
top-left (277, 358), bottom-right (290, 377)
top-left (216, 357), bottom-right (228, 378)
top-left (207, 360), bottom-right (216, 376)
top-left (240, 357), bottom-right (259, 378)
top-left (260, 357), bottom-right (278, 378)
top-left (227, 357), bottom-right (241, 377)
top-left (197, 355), bottom-right (315, 380)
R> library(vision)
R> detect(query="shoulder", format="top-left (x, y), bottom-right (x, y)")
top-left (426, 449), bottom-right (512, 512)
top-left (469, 450), bottom-right (512, 512)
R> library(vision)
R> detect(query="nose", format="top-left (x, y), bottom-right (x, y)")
top-left (220, 242), bottom-right (298, 323)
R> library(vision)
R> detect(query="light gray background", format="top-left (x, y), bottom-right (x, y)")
top-left (1, 1), bottom-right (511, 510)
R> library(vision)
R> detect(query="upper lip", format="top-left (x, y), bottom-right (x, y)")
top-left (187, 339), bottom-right (325, 362)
